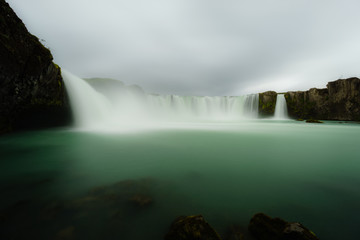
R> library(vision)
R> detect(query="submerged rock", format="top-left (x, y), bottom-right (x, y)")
top-left (0, 0), bottom-right (71, 134)
top-left (248, 213), bottom-right (319, 240)
top-left (223, 225), bottom-right (245, 240)
top-left (69, 178), bottom-right (156, 215)
top-left (40, 201), bottom-right (64, 220)
top-left (55, 226), bottom-right (75, 240)
top-left (305, 119), bottom-right (323, 124)
top-left (129, 194), bottom-right (153, 207)
top-left (164, 215), bottom-right (222, 240)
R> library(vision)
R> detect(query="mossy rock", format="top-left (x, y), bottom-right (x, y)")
top-left (164, 215), bottom-right (222, 240)
top-left (248, 213), bottom-right (319, 240)
top-left (305, 119), bottom-right (323, 124)
top-left (259, 91), bottom-right (277, 117)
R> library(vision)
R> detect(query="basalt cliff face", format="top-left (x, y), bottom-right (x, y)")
top-left (258, 91), bottom-right (277, 117)
top-left (259, 77), bottom-right (360, 121)
top-left (0, 0), bottom-right (71, 134)
top-left (326, 78), bottom-right (360, 120)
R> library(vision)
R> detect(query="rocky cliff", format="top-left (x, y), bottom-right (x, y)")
top-left (285, 78), bottom-right (360, 120)
top-left (260, 78), bottom-right (360, 121)
top-left (326, 77), bottom-right (360, 120)
top-left (285, 88), bottom-right (329, 120)
top-left (0, 0), bottom-right (71, 134)
top-left (258, 91), bottom-right (277, 117)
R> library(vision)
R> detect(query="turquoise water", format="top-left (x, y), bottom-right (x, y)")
top-left (1, 120), bottom-right (360, 239)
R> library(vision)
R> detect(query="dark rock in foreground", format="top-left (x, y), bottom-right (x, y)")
top-left (248, 213), bottom-right (319, 240)
top-left (0, 0), bottom-right (71, 134)
top-left (0, 177), bottom-right (156, 239)
top-left (165, 215), bottom-right (222, 240)
top-left (223, 225), bottom-right (245, 240)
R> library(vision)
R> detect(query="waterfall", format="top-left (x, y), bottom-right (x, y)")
top-left (62, 70), bottom-right (112, 129)
top-left (273, 94), bottom-right (289, 119)
top-left (146, 94), bottom-right (259, 121)
top-left (62, 71), bottom-right (260, 130)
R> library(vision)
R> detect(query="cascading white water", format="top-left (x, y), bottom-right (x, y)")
top-left (273, 94), bottom-right (289, 120)
top-left (62, 71), bottom-right (113, 129)
top-left (62, 71), bottom-right (260, 130)
top-left (147, 94), bottom-right (259, 121)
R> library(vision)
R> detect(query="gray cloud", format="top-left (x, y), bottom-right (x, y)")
top-left (9, 0), bottom-right (360, 95)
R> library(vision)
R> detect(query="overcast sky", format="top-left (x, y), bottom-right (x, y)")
top-left (8, 0), bottom-right (360, 96)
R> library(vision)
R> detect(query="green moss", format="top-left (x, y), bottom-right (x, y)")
top-left (258, 93), bottom-right (276, 117)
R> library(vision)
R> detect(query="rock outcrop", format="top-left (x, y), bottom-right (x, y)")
top-left (248, 213), bottom-right (319, 240)
top-left (285, 88), bottom-right (329, 120)
top-left (164, 215), bottom-right (222, 240)
top-left (164, 213), bottom-right (319, 240)
top-left (259, 78), bottom-right (360, 121)
top-left (284, 78), bottom-right (360, 120)
top-left (259, 91), bottom-right (277, 117)
top-left (0, 0), bottom-right (71, 134)
top-left (327, 77), bottom-right (360, 120)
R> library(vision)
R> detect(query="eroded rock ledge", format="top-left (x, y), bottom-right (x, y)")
top-left (259, 77), bottom-right (360, 121)
top-left (0, 0), bottom-right (71, 134)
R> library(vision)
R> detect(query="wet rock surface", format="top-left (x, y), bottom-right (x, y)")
top-left (223, 225), bottom-right (245, 240)
top-left (164, 215), bottom-right (222, 240)
top-left (248, 213), bottom-right (319, 240)
top-left (305, 119), bottom-right (323, 124)
top-left (55, 226), bottom-right (75, 240)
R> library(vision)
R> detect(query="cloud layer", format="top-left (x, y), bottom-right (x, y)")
top-left (9, 0), bottom-right (360, 95)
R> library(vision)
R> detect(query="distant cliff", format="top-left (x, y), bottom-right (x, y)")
top-left (0, 0), bottom-right (71, 134)
top-left (259, 78), bottom-right (360, 121)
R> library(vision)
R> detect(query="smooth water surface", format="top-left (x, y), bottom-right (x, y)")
top-left (1, 120), bottom-right (360, 239)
